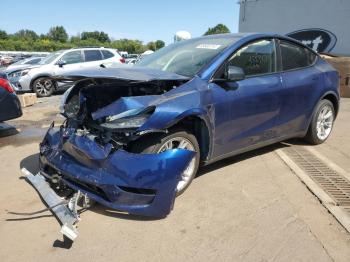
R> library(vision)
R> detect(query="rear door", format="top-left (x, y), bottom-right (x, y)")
top-left (82, 49), bottom-right (104, 68)
top-left (210, 38), bottom-right (283, 158)
top-left (276, 40), bottom-right (319, 137)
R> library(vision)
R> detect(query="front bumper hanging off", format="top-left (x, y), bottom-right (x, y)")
top-left (23, 123), bottom-right (195, 240)
top-left (22, 168), bottom-right (79, 241)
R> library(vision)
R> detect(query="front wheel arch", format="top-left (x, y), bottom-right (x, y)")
top-left (167, 115), bottom-right (212, 163)
top-left (130, 128), bottom-right (200, 195)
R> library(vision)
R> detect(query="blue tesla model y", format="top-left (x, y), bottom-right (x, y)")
top-left (28, 33), bottom-right (339, 219)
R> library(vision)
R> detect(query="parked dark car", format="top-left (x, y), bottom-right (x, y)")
top-left (0, 72), bottom-right (22, 122)
top-left (28, 33), bottom-right (339, 223)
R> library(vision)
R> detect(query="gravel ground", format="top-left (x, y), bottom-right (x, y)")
top-left (1, 95), bottom-right (350, 262)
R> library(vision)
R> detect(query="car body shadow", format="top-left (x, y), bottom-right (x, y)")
top-left (0, 122), bottom-right (19, 138)
top-left (197, 141), bottom-right (291, 177)
top-left (20, 153), bottom-right (40, 174)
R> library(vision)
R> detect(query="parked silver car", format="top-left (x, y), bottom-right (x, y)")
top-left (5, 57), bottom-right (43, 73)
top-left (10, 47), bottom-right (124, 97)
top-left (4, 57), bottom-right (44, 83)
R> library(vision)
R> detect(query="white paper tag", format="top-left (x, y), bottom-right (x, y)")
top-left (196, 44), bottom-right (221, 50)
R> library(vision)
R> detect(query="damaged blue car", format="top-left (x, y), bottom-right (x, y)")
top-left (27, 33), bottom-right (339, 228)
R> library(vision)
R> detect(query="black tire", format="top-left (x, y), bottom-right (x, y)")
top-left (304, 99), bottom-right (335, 145)
top-left (131, 129), bottom-right (200, 196)
top-left (32, 77), bottom-right (54, 97)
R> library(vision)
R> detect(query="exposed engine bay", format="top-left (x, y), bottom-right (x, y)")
top-left (61, 76), bottom-right (189, 152)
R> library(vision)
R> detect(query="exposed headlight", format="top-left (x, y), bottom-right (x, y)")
top-left (60, 87), bottom-right (73, 114)
top-left (100, 115), bottom-right (149, 129)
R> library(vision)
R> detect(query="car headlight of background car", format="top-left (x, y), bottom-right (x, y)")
top-left (8, 69), bottom-right (30, 78)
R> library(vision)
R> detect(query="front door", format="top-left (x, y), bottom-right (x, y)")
top-left (53, 50), bottom-right (84, 75)
top-left (210, 39), bottom-right (283, 159)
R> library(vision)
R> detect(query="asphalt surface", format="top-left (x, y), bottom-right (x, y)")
top-left (1, 95), bottom-right (350, 262)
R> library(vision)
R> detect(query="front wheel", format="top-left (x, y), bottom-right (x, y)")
top-left (131, 129), bottom-right (200, 196)
top-left (304, 99), bottom-right (335, 145)
top-left (33, 77), bottom-right (54, 97)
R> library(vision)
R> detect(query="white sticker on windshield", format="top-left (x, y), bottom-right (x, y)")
top-left (196, 44), bottom-right (221, 50)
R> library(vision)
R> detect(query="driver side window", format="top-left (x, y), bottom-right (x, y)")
top-left (227, 39), bottom-right (276, 77)
top-left (60, 51), bottom-right (83, 65)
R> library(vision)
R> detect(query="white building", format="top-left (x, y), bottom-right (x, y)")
top-left (238, 0), bottom-right (350, 56)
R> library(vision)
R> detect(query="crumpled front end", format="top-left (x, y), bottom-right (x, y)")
top-left (39, 123), bottom-right (195, 218)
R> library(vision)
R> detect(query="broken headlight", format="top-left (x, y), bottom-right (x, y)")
top-left (100, 107), bottom-right (154, 130)
top-left (64, 95), bottom-right (80, 118)
top-left (100, 115), bottom-right (149, 129)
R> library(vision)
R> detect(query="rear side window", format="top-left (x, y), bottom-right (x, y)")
top-left (101, 50), bottom-right (114, 59)
top-left (60, 51), bottom-right (83, 64)
top-left (227, 39), bottom-right (276, 77)
top-left (280, 41), bottom-right (317, 71)
top-left (84, 50), bottom-right (103, 62)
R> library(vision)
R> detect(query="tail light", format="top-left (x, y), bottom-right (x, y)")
top-left (0, 78), bottom-right (14, 93)
top-left (119, 57), bottom-right (126, 63)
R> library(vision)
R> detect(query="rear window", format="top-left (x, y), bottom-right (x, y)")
top-left (280, 41), bottom-right (317, 71)
top-left (101, 50), bottom-right (114, 59)
top-left (84, 50), bottom-right (103, 62)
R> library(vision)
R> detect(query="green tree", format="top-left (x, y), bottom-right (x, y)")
top-left (0, 30), bottom-right (8, 40)
top-left (204, 23), bottom-right (230, 35)
top-left (155, 40), bottom-right (165, 50)
top-left (0, 27), bottom-right (167, 53)
top-left (111, 39), bottom-right (145, 53)
top-left (146, 41), bottom-right (156, 51)
top-left (14, 29), bottom-right (38, 41)
top-left (47, 26), bottom-right (68, 43)
top-left (70, 34), bottom-right (81, 43)
top-left (81, 31), bottom-right (110, 42)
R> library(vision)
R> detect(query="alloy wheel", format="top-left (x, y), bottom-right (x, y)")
top-left (35, 79), bottom-right (53, 96)
top-left (316, 104), bottom-right (334, 140)
top-left (157, 137), bottom-right (196, 192)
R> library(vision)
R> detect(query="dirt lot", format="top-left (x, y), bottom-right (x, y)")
top-left (1, 96), bottom-right (350, 262)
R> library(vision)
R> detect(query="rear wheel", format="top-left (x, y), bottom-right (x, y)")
top-left (131, 129), bottom-right (200, 196)
top-left (304, 99), bottom-right (335, 145)
top-left (33, 77), bottom-right (54, 97)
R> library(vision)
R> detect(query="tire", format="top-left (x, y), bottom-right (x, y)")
top-left (131, 129), bottom-right (200, 196)
top-left (32, 77), bottom-right (54, 97)
top-left (304, 99), bottom-right (335, 145)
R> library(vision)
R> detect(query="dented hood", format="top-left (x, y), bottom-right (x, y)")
top-left (54, 66), bottom-right (189, 82)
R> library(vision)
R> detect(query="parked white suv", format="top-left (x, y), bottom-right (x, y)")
top-left (11, 47), bottom-right (124, 97)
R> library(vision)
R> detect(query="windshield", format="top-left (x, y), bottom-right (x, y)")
top-left (137, 36), bottom-right (239, 77)
top-left (10, 59), bottom-right (28, 66)
top-left (39, 51), bottom-right (63, 65)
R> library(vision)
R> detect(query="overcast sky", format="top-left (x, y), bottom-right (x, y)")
top-left (1, 0), bottom-right (240, 44)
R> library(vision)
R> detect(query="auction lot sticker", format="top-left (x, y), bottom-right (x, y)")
top-left (196, 44), bottom-right (221, 49)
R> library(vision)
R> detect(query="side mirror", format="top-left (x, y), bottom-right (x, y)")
top-left (57, 60), bottom-right (66, 68)
top-left (226, 66), bottom-right (245, 81)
